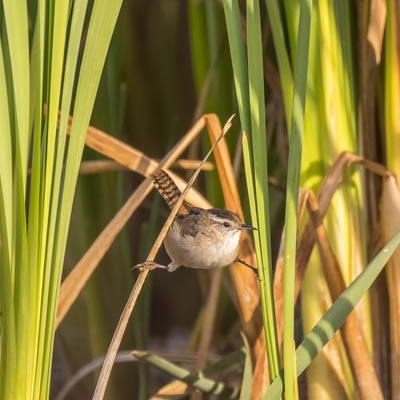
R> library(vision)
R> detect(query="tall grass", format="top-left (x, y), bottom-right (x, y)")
top-left (0, 1), bottom-right (122, 398)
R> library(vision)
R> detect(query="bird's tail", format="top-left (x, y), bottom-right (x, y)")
top-left (150, 169), bottom-right (190, 214)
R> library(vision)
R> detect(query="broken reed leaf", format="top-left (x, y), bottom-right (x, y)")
top-left (67, 114), bottom-right (208, 177)
top-left (56, 116), bottom-right (213, 328)
top-left (273, 151), bottom-right (395, 347)
top-left (367, 0), bottom-right (387, 64)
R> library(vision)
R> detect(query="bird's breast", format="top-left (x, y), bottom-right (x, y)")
top-left (164, 223), bottom-right (241, 269)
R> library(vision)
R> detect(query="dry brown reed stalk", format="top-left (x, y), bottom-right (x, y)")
top-left (194, 115), bottom-right (266, 398)
top-left (307, 189), bottom-right (383, 400)
top-left (273, 151), bottom-right (393, 348)
top-left (92, 116), bottom-right (235, 400)
top-left (78, 159), bottom-right (215, 174)
top-left (150, 381), bottom-right (193, 399)
top-left (168, 159), bottom-right (215, 171)
top-left (357, 0), bottom-right (386, 236)
top-left (153, 115), bottom-right (263, 399)
top-left (57, 117), bottom-right (214, 327)
top-left (207, 118), bottom-right (261, 345)
top-left (380, 175), bottom-right (400, 399)
top-left (155, 117), bottom-right (234, 386)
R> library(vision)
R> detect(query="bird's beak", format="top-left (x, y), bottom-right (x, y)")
top-left (241, 223), bottom-right (257, 230)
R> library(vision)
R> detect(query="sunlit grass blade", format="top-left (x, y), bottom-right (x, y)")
top-left (35, 0), bottom-right (122, 398)
top-left (247, 0), bottom-right (280, 380)
top-left (0, 193), bottom-right (16, 400)
top-left (222, 1), bottom-right (260, 277)
top-left (224, 0), bottom-right (280, 386)
top-left (27, 2), bottom-right (46, 397)
top-left (264, 231), bottom-right (400, 399)
top-left (44, 0), bottom-right (88, 272)
top-left (3, 0), bottom-right (30, 188)
top-left (0, 44), bottom-right (15, 388)
top-left (33, 2), bottom-right (70, 396)
top-left (221, 0), bottom-right (255, 241)
top-left (2, 1), bottom-right (31, 398)
top-left (13, 151), bottom-right (30, 400)
top-left (282, 0), bottom-right (312, 397)
top-left (0, 46), bottom-right (13, 256)
top-left (53, 0), bottom-right (123, 268)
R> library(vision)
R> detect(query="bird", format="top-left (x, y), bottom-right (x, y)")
top-left (137, 169), bottom-right (257, 274)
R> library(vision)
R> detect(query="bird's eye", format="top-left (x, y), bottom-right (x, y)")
top-left (223, 222), bottom-right (231, 228)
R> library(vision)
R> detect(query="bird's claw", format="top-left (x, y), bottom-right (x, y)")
top-left (132, 260), bottom-right (157, 272)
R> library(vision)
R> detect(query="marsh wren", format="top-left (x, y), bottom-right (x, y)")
top-left (140, 169), bottom-right (257, 273)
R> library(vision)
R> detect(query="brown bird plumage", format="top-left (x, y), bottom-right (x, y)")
top-left (150, 169), bottom-right (190, 214)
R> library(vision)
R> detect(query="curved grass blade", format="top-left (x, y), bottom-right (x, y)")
top-left (133, 349), bottom-right (243, 398)
top-left (263, 231), bottom-right (400, 399)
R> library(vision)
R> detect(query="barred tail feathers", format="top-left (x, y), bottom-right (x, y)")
top-left (151, 169), bottom-right (189, 214)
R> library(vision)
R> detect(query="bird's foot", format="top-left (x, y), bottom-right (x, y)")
top-left (235, 257), bottom-right (259, 279)
top-left (132, 260), bottom-right (167, 272)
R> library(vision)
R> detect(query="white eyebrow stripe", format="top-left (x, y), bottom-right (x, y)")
top-left (208, 214), bottom-right (235, 225)
top-left (208, 214), bottom-right (230, 224)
